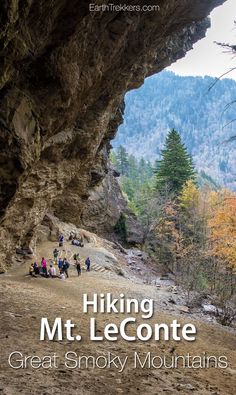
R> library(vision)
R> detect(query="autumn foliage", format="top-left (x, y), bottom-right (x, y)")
top-left (207, 190), bottom-right (236, 272)
top-left (150, 180), bottom-right (236, 301)
top-left (111, 132), bottom-right (236, 308)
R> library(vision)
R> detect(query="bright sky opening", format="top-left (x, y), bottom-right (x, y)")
top-left (168, 0), bottom-right (236, 80)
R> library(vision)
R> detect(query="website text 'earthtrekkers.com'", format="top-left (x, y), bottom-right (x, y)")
top-left (89, 3), bottom-right (160, 12)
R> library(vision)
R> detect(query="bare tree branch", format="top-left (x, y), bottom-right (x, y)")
top-left (208, 67), bottom-right (236, 92)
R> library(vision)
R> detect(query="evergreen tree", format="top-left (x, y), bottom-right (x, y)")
top-left (110, 151), bottom-right (119, 169)
top-left (139, 158), bottom-right (146, 182)
top-left (116, 145), bottom-right (129, 176)
top-left (155, 129), bottom-right (195, 195)
top-left (127, 154), bottom-right (138, 180)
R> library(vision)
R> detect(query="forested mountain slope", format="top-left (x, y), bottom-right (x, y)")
top-left (114, 71), bottom-right (236, 189)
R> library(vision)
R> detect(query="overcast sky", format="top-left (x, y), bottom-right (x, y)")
top-left (168, 0), bottom-right (236, 80)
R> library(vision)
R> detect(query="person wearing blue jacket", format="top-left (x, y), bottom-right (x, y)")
top-left (62, 258), bottom-right (70, 278)
top-left (85, 257), bottom-right (91, 272)
top-left (58, 258), bottom-right (63, 271)
top-left (58, 234), bottom-right (64, 247)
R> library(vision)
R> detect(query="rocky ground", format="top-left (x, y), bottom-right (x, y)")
top-left (0, 232), bottom-right (236, 395)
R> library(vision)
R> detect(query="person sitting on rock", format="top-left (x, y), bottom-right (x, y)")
top-left (59, 269), bottom-right (66, 280)
top-left (48, 264), bottom-right (57, 278)
top-left (75, 259), bottom-right (81, 276)
top-left (29, 263), bottom-right (34, 276)
top-left (85, 257), bottom-right (91, 272)
top-left (33, 262), bottom-right (40, 275)
top-left (78, 234), bottom-right (84, 247)
top-left (72, 239), bottom-right (81, 246)
top-left (69, 231), bottom-right (77, 241)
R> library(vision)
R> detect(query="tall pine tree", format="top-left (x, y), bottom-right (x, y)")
top-left (116, 145), bottom-right (129, 176)
top-left (155, 129), bottom-right (195, 195)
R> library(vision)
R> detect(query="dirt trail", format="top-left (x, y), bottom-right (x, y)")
top-left (0, 241), bottom-right (236, 394)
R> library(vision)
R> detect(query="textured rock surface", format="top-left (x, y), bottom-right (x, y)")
top-left (81, 167), bottom-right (144, 244)
top-left (0, 0), bottom-right (225, 270)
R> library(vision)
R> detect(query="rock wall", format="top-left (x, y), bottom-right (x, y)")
top-left (0, 0), bottom-right (225, 270)
top-left (80, 167), bottom-right (144, 244)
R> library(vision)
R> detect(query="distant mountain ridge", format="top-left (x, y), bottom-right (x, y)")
top-left (114, 71), bottom-right (236, 190)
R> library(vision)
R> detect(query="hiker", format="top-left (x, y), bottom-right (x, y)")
top-left (78, 233), bottom-right (84, 247)
top-left (72, 239), bottom-right (82, 246)
top-left (76, 260), bottom-right (81, 276)
top-left (41, 257), bottom-right (47, 277)
top-left (33, 262), bottom-right (40, 275)
top-left (48, 264), bottom-right (57, 278)
top-left (58, 257), bottom-right (63, 271)
top-left (77, 234), bottom-right (84, 247)
top-left (53, 248), bottom-right (59, 263)
top-left (62, 258), bottom-right (70, 278)
top-left (73, 252), bottom-right (80, 261)
top-left (69, 231), bottom-right (76, 241)
top-left (58, 234), bottom-right (64, 247)
top-left (85, 257), bottom-right (91, 272)
top-left (59, 270), bottom-right (66, 280)
top-left (29, 263), bottom-right (34, 276)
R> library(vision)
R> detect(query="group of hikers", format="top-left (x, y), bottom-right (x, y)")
top-left (29, 233), bottom-right (91, 279)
